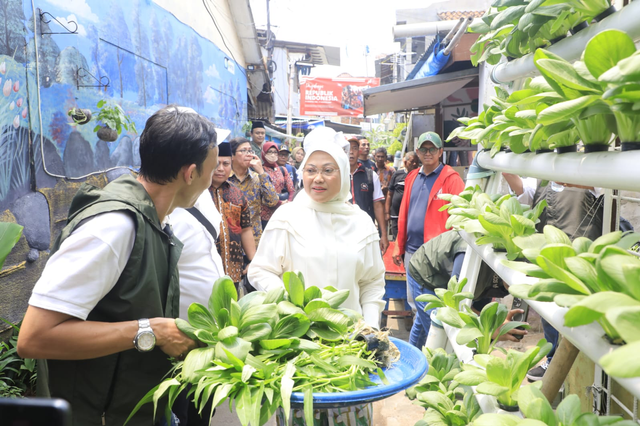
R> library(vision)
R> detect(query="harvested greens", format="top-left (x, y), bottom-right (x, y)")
top-left (127, 272), bottom-right (398, 426)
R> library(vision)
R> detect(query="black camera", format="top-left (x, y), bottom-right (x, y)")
top-left (0, 397), bottom-right (71, 426)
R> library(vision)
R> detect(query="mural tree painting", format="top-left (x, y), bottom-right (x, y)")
top-left (149, 13), bottom-right (170, 104)
top-left (187, 35), bottom-right (204, 110)
top-left (101, 3), bottom-right (136, 99)
top-left (169, 35), bottom-right (188, 105)
top-left (26, 10), bottom-right (60, 88)
top-left (55, 47), bottom-right (92, 88)
top-left (87, 24), bottom-right (109, 96)
top-left (0, 0), bottom-right (26, 63)
top-left (133, 0), bottom-right (153, 108)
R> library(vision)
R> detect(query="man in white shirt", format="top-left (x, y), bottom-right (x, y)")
top-left (170, 190), bottom-right (225, 426)
top-left (17, 105), bottom-right (218, 426)
top-left (170, 190), bottom-right (224, 321)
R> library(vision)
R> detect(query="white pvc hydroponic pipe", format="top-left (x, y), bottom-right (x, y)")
top-left (491, 1), bottom-right (640, 84)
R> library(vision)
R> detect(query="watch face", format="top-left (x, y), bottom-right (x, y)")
top-left (137, 331), bottom-right (155, 351)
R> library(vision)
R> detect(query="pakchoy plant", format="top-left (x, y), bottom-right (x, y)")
top-left (472, 382), bottom-right (637, 426)
top-left (415, 275), bottom-right (474, 327)
top-left (407, 347), bottom-right (461, 398)
top-left (414, 389), bottom-right (481, 426)
top-left (441, 189), bottom-right (547, 261)
top-left (423, 284), bottom-right (531, 354)
top-left (449, 301), bottom-right (530, 355)
top-left (455, 339), bottom-right (551, 410)
top-left (535, 32), bottom-right (623, 148)
top-left (596, 30), bottom-right (640, 146)
top-left (128, 272), bottom-right (395, 426)
top-left (504, 226), bottom-right (640, 378)
top-left (407, 348), bottom-right (480, 426)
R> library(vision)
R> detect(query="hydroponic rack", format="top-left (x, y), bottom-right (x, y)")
top-left (443, 0), bottom-right (640, 418)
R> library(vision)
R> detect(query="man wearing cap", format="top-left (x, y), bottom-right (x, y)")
top-left (249, 120), bottom-right (267, 160)
top-left (277, 144), bottom-right (298, 190)
top-left (348, 137), bottom-right (389, 255)
top-left (392, 131), bottom-right (465, 314)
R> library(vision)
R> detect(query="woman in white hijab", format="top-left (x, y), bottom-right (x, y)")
top-left (248, 127), bottom-right (385, 328)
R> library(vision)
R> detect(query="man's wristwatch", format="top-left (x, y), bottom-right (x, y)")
top-left (133, 318), bottom-right (156, 352)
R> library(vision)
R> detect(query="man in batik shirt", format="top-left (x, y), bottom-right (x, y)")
top-left (228, 137), bottom-right (279, 248)
top-left (210, 142), bottom-right (256, 284)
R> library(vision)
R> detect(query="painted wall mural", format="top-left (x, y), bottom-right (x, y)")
top-left (0, 0), bottom-right (246, 212)
top-left (0, 0), bottom-right (248, 331)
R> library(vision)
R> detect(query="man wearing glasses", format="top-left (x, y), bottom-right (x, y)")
top-left (392, 132), bottom-right (465, 320)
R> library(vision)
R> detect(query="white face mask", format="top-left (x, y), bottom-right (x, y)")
top-left (265, 153), bottom-right (278, 163)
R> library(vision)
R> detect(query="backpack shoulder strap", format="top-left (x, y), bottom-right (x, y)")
top-left (186, 207), bottom-right (217, 241)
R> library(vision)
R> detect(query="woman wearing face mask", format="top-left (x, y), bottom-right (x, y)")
top-left (261, 142), bottom-right (295, 228)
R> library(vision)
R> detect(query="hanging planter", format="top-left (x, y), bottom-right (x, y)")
top-left (96, 125), bottom-right (118, 142)
top-left (67, 108), bottom-right (92, 125)
top-left (92, 100), bottom-right (137, 142)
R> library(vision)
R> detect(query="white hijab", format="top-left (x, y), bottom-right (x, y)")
top-left (267, 127), bottom-right (378, 245)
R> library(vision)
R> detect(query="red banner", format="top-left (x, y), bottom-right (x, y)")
top-left (300, 77), bottom-right (380, 117)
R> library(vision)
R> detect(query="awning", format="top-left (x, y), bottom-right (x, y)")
top-left (363, 68), bottom-right (478, 116)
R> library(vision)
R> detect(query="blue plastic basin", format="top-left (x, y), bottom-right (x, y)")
top-left (290, 336), bottom-right (428, 408)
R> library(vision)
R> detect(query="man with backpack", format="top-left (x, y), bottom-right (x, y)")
top-left (348, 137), bottom-right (389, 255)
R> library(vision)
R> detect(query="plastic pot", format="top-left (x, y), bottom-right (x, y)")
top-left (535, 149), bottom-right (553, 154)
top-left (594, 6), bottom-right (616, 22)
top-left (556, 145), bottom-right (577, 154)
top-left (583, 144), bottom-right (609, 153)
top-left (621, 142), bottom-right (640, 152)
top-left (498, 401), bottom-right (520, 412)
top-left (570, 21), bottom-right (588, 35)
top-left (97, 126), bottom-right (118, 142)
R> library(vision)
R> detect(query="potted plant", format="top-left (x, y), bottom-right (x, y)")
top-left (450, 301), bottom-right (530, 355)
top-left (472, 383), bottom-right (634, 425)
top-left (594, 31), bottom-right (640, 150)
top-left (67, 107), bottom-right (92, 125)
top-left (533, 48), bottom-right (615, 152)
top-left (93, 100), bottom-right (137, 142)
top-left (455, 339), bottom-right (551, 411)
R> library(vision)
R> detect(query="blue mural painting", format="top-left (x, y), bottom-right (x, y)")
top-left (0, 0), bottom-right (247, 211)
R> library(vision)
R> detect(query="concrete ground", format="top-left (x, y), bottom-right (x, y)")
top-left (211, 297), bottom-right (544, 426)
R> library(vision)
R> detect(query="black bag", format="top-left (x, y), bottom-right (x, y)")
top-left (278, 166), bottom-right (289, 201)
